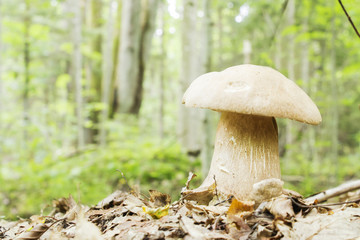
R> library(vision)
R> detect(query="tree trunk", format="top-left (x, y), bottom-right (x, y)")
top-left (158, 2), bottom-right (165, 139)
top-left (73, 0), bottom-right (85, 149)
top-left (100, 0), bottom-right (116, 146)
top-left (179, 0), bottom-right (207, 159)
top-left (300, 15), bottom-right (316, 177)
top-left (0, 0), bottom-right (2, 117)
top-left (23, 0), bottom-right (30, 142)
top-left (284, 0), bottom-right (295, 161)
top-left (83, 0), bottom-right (103, 144)
top-left (330, 2), bottom-right (338, 179)
top-left (200, 0), bottom-right (215, 176)
top-left (116, 0), bottom-right (158, 115)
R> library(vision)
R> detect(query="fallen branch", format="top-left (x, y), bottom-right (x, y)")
top-left (291, 196), bottom-right (360, 209)
top-left (305, 179), bottom-right (360, 203)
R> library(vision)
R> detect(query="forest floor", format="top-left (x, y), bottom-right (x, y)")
top-left (1, 176), bottom-right (360, 240)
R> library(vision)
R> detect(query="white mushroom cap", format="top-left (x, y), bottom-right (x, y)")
top-left (182, 64), bottom-right (322, 125)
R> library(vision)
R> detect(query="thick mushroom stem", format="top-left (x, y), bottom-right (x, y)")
top-left (200, 112), bottom-right (280, 200)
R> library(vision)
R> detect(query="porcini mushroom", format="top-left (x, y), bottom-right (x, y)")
top-left (182, 64), bottom-right (321, 200)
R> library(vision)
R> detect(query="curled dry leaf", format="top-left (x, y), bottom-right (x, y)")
top-left (181, 172), bottom-right (197, 193)
top-left (16, 219), bottom-right (61, 240)
top-left (227, 199), bottom-right (254, 229)
top-left (265, 196), bottom-right (295, 220)
top-left (148, 189), bottom-right (171, 207)
top-left (52, 195), bottom-right (77, 214)
top-left (181, 183), bottom-right (216, 205)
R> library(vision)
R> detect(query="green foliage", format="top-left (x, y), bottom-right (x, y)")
top-left (0, 130), bottom-right (201, 219)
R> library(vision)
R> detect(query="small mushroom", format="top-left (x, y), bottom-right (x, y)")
top-left (182, 64), bottom-right (321, 200)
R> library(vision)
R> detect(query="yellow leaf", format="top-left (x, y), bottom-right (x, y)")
top-left (142, 204), bottom-right (169, 219)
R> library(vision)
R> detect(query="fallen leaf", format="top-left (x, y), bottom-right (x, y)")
top-left (181, 183), bottom-right (216, 205)
top-left (226, 199), bottom-right (254, 231)
top-left (276, 207), bottom-right (360, 239)
top-left (265, 196), bottom-right (295, 220)
top-left (179, 215), bottom-right (229, 239)
top-left (52, 195), bottom-right (77, 214)
top-left (181, 172), bottom-right (197, 193)
top-left (149, 189), bottom-right (171, 207)
top-left (143, 204), bottom-right (169, 219)
top-left (16, 219), bottom-right (61, 240)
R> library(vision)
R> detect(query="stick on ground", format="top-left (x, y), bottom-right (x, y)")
top-left (306, 179), bottom-right (360, 203)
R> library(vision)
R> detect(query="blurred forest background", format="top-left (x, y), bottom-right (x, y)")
top-left (0, 0), bottom-right (359, 218)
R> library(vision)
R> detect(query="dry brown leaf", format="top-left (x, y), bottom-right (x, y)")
top-left (15, 221), bottom-right (58, 240)
top-left (149, 189), bottom-right (171, 207)
top-left (265, 196), bottom-right (295, 220)
top-left (180, 215), bottom-right (229, 239)
top-left (52, 195), bottom-right (77, 214)
top-left (182, 183), bottom-right (216, 205)
top-left (276, 207), bottom-right (360, 239)
top-left (226, 199), bottom-right (254, 231)
top-left (185, 202), bottom-right (228, 216)
top-left (96, 191), bottom-right (127, 209)
top-left (181, 172), bottom-right (197, 192)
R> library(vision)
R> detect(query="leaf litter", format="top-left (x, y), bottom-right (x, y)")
top-left (1, 176), bottom-right (360, 239)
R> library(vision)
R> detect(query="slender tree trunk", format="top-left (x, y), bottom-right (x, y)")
top-left (300, 16), bottom-right (316, 177)
top-left (200, 0), bottom-right (215, 176)
top-left (243, 40), bottom-right (251, 64)
top-left (108, 0), bottom-right (121, 119)
top-left (179, 0), bottom-right (207, 159)
top-left (217, 6), bottom-right (223, 66)
top-left (73, 0), bottom-right (85, 149)
top-left (284, 0), bottom-right (295, 161)
top-left (330, 2), bottom-right (338, 180)
top-left (158, 2), bottom-right (165, 139)
top-left (23, 0), bottom-right (31, 141)
top-left (83, 0), bottom-right (103, 144)
top-left (274, 35), bottom-right (282, 71)
top-left (0, 0), bottom-right (2, 116)
top-left (136, 0), bottom-right (159, 113)
top-left (100, 0), bottom-right (116, 146)
top-left (116, 0), bottom-right (141, 114)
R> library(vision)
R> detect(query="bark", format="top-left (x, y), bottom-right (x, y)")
top-left (100, 0), bottom-right (116, 146)
top-left (0, 0), bottom-right (2, 116)
top-left (217, 6), bottom-right (224, 66)
top-left (84, 0), bottom-right (103, 144)
top-left (300, 15), bottom-right (317, 174)
top-left (23, 0), bottom-right (30, 141)
top-left (330, 3), bottom-right (339, 178)
top-left (158, 2), bottom-right (165, 139)
top-left (306, 180), bottom-right (360, 203)
top-left (73, 0), bottom-right (85, 149)
top-left (243, 40), bottom-right (251, 64)
top-left (179, 0), bottom-right (204, 158)
top-left (200, 0), bottom-right (215, 176)
top-left (116, 0), bottom-right (158, 114)
top-left (284, 0), bottom-right (295, 160)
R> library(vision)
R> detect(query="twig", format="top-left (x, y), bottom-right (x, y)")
top-left (290, 196), bottom-right (360, 209)
top-left (338, 0), bottom-right (360, 39)
top-left (214, 196), bottom-right (233, 206)
top-left (213, 175), bottom-right (219, 203)
top-left (306, 179), bottom-right (360, 203)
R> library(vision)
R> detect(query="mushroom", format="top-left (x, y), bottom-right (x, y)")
top-left (182, 64), bottom-right (321, 200)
